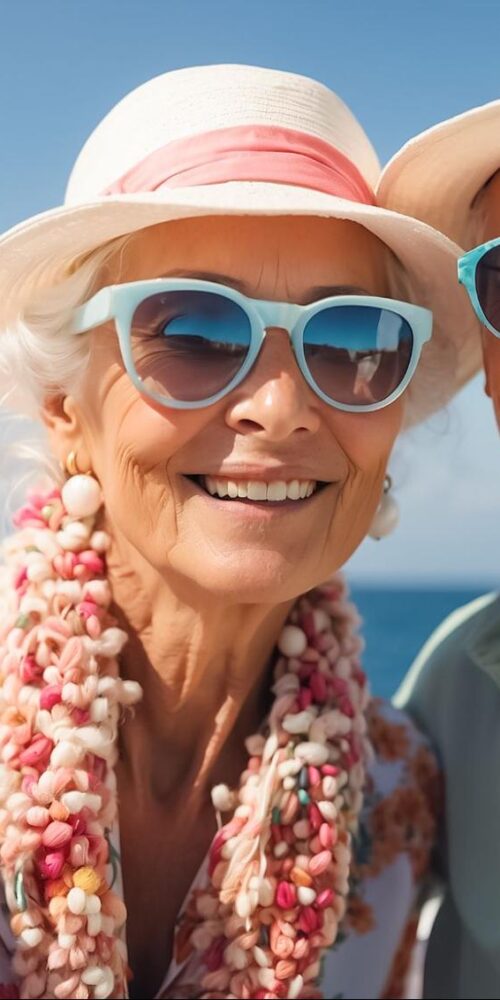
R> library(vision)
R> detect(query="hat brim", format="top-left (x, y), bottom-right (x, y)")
top-left (0, 181), bottom-right (480, 427)
top-left (377, 100), bottom-right (500, 249)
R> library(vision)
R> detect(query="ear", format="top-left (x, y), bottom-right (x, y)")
top-left (41, 394), bottom-right (92, 472)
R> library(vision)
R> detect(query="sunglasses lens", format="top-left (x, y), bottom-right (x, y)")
top-left (475, 243), bottom-right (500, 334)
top-left (303, 305), bottom-right (413, 407)
top-left (130, 290), bottom-right (252, 402)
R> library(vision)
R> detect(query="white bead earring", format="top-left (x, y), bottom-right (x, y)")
top-left (368, 474), bottom-right (400, 540)
top-left (61, 450), bottom-right (103, 519)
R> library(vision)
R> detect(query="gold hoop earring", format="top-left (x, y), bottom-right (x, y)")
top-left (65, 450), bottom-right (82, 477)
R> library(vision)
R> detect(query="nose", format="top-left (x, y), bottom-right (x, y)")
top-left (224, 329), bottom-right (321, 440)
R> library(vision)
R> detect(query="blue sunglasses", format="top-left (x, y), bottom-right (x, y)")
top-left (458, 236), bottom-right (500, 338)
top-left (71, 278), bottom-right (432, 413)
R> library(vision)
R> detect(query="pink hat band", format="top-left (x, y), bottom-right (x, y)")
top-left (102, 124), bottom-right (375, 205)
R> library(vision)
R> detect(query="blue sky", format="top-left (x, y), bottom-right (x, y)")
top-left (1, 0), bottom-right (499, 584)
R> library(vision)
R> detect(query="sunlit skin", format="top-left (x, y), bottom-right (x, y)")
top-left (43, 214), bottom-right (405, 997)
top-left (476, 172), bottom-right (500, 427)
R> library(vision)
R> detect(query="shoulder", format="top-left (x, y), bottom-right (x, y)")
top-left (361, 699), bottom-right (440, 873)
top-left (335, 698), bottom-right (439, 992)
top-left (406, 591), bottom-right (500, 680)
top-left (367, 699), bottom-right (439, 807)
top-left (394, 592), bottom-right (500, 724)
top-left (368, 698), bottom-right (435, 768)
top-left (392, 596), bottom-right (500, 949)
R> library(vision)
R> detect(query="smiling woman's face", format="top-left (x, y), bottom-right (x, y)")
top-left (49, 215), bottom-right (404, 603)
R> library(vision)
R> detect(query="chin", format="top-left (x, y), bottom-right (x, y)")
top-left (170, 547), bottom-right (322, 605)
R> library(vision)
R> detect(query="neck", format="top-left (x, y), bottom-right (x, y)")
top-left (106, 534), bottom-right (293, 807)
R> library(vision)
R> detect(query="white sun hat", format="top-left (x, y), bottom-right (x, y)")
top-left (377, 99), bottom-right (500, 249)
top-left (0, 63), bottom-right (480, 425)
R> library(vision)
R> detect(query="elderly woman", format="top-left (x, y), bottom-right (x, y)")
top-left (380, 100), bottom-right (500, 999)
top-left (0, 66), bottom-right (478, 1000)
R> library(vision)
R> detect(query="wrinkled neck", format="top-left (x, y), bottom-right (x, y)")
top-left (105, 530), bottom-right (292, 804)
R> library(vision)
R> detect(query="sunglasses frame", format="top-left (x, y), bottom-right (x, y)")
top-left (71, 278), bottom-right (432, 413)
top-left (458, 236), bottom-right (500, 338)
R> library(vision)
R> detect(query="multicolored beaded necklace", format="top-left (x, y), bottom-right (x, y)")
top-left (0, 474), bottom-right (371, 1000)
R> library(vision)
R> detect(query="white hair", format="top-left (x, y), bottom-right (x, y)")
top-left (0, 237), bottom-right (130, 525)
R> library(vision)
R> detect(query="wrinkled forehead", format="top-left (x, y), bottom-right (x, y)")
top-left (98, 215), bottom-right (394, 300)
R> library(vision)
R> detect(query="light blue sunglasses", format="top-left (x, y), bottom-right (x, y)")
top-left (71, 278), bottom-right (432, 412)
top-left (458, 237), bottom-right (500, 337)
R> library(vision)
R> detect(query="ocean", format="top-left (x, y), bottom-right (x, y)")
top-left (349, 586), bottom-right (493, 699)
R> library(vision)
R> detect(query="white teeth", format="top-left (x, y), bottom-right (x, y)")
top-left (202, 477), bottom-right (318, 502)
top-left (267, 481), bottom-right (287, 502)
top-left (247, 481), bottom-right (267, 501)
top-left (207, 478), bottom-right (230, 498)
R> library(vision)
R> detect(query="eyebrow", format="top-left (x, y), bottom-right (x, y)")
top-left (307, 283), bottom-right (371, 299)
top-left (159, 269), bottom-right (371, 300)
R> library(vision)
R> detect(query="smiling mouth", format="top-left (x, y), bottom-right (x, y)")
top-left (188, 476), bottom-right (328, 502)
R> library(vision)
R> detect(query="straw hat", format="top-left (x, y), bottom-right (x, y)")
top-left (0, 64), bottom-right (481, 424)
top-left (378, 99), bottom-right (500, 249)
